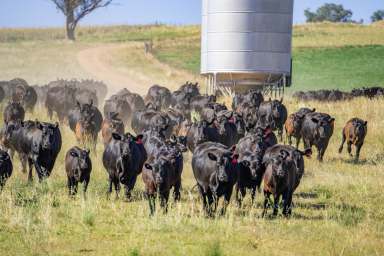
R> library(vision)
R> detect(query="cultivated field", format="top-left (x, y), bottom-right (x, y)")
top-left (0, 23), bottom-right (383, 255)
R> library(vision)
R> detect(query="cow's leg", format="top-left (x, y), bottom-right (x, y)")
top-left (73, 179), bottom-right (78, 195)
top-left (207, 191), bottom-right (215, 216)
top-left (125, 175), bottom-right (138, 201)
top-left (67, 177), bottom-right (72, 196)
top-left (262, 190), bottom-right (271, 217)
top-left (282, 190), bottom-right (293, 217)
top-left (251, 185), bottom-right (257, 207)
top-left (355, 144), bottom-right (363, 162)
top-left (347, 142), bottom-right (353, 157)
top-left (27, 155), bottom-right (33, 183)
top-left (114, 179), bottom-right (120, 199)
top-left (107, 176), bottom-right (113, 197)
top-left (173, 181), bottom-right (181, 202)
top-left (296, 136), bottom-right (301, 149)
top-left (160, 191), bottom-right (170, 214)
top-left (272, 194), bottom-right (280, 216)
top-left (198, 185), bottom-right (208, 213)
top-left (20, 153), bottom-right (28, 174)
top-left (221, 189), bottom-right (233, 216)
top-left (287, 134), bottom-right (292, 146)
top-left (339, 132), bottom-right (346, 153)
top-left (147, 193), bottom-right (156, 216)
top-left (83, 177), bottom-right (90, 193)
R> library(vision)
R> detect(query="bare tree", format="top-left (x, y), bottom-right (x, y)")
top-left (51, 0), bottom-right (113, 41)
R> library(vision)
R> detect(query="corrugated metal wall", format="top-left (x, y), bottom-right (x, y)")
top-left (201, 0), bottom-right (294, 77)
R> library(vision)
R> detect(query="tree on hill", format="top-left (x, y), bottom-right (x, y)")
top-left (50, 0), bottom-right (113, 41)
top-left (304, 3), bottom-right (353, 23)
top-left (371, 10), bottom-right (384, 23)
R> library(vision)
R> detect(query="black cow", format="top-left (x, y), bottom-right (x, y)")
top-left (142, 144), bottom-right (184, 215)
top-left (131, 108), bottom-right (171, 137)
top-left (102, 133), bottom-right (147, 199)
top-left (192, 142), bottom-right (238, 215)
top-left (0, 149), bottom-right (13, 191)
top-left (3, 101), bottom-right (25, 123)
top-left (104, 97), bottom-right (132, 125)
top-left (65, 147), bottom-right (92, 196)
top-left (45, 84), bottom-right (77, 122)
top-left (68, 101), bottom-right (103, 149)
top-left (257, 99), bottom-right (288, 141)
top-left (2, 121), bottom-right (62, 182)
top-left (145, 85), bottom-right (172, 110)
top-left (232, 90), bottom-right (264, 112)
top-left (301, 112), bottom-right (335, 161)
top-left (186, 120), bottom-right (220, 152)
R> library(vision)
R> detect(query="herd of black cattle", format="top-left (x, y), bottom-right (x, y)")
top-left (0, 78), bottom-right (372, 216)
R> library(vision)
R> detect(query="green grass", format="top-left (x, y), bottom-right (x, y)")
top-left (291, 45), bottom-right (384, 91)
top-left (152, 43), bottom-right (384, 91)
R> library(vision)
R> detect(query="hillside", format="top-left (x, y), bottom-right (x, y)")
top-left (153, 22), bottom-right (384, 91)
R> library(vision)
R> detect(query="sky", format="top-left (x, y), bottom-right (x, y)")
top-left (0, 0), bottom-right (382, 28)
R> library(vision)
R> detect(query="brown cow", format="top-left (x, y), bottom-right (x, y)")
top-left (101, 112), bottom-right (125, 146)
top-left (285, 108), bottom-right (315, 148)
top-left (339, 118), bottom-right (367, 162)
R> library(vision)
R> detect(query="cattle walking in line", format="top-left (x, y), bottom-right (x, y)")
top-left (339, 118), bottom-right (367, 162)
top-left (65, 147), bottom-right (92, 196)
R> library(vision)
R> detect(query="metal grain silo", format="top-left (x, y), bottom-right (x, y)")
top-left (201, 0), bottom-right (294, 94)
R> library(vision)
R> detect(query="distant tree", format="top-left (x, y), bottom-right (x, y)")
top-left (50, 0), bottom-right (113, 41)
top-left (304, 3), bottom-right (353, 23)
top-left (371, 10), bottom-right (384, 23)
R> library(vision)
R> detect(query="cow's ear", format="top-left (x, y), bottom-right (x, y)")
top-left (112, 133), bottom-right (122, 141)
top-left (37, 122), bottom-right (43, 130)
top-left (279, 150), bottom-right (289, 160)
top-left (280, 98), bottom-right (283, 103)
top-left (241, 160), bottom-right (250, 168)
top-left (208, 153), bottom-right (218, 161)
top-left (312, 108), bottom-right (316, 112)
top-left (170, 135), bottom-right (177, 143)
top-left (145, 163), bottom-right (153, 170)
top-left (329, 118), bottom-right (335, 124)
top-left (54, 122), bottom-right (59, 128)
top-left (84, 148), bottom-right (90, 155)
top-left (364, 121), bottom-right (368, 126)
top-left (311, 118), bottom-right (319, 124)
top-left (70, 151), bottom-right (79, 157)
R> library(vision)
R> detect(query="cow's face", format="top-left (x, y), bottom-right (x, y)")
top-left (208, 153), bottom-right (237, 183)
top-left (38, 123), bottom-right (57, 150)
top-left (271, 150), bottom-right (290, 179)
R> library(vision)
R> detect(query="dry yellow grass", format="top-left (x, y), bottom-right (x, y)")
top-left (0, 96), bottom-right (383, 255)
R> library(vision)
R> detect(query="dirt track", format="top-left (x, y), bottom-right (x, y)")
top-left (77, 44), bottom-right (146, 96)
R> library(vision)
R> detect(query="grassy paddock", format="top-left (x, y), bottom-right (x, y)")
top-left (0, 97), bottom-right (383, 255)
